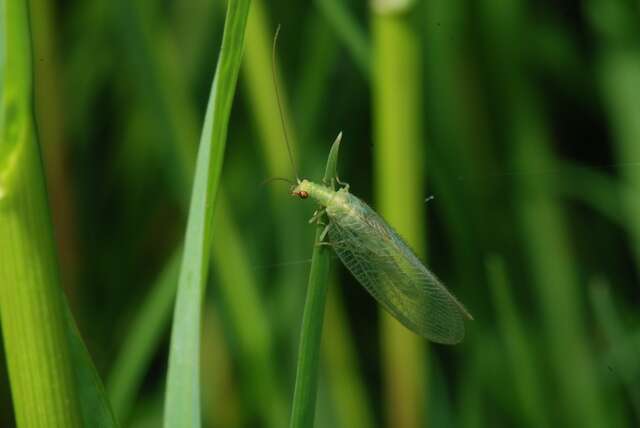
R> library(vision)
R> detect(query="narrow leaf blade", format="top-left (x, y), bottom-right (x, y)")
top-left (163, 0), bottom-right (252, 426)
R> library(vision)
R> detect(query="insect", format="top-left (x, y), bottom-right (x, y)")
top-left (272, 29), bottom-right (473, 345)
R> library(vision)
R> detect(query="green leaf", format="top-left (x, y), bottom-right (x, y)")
top-left (162, 0), bottom-right (252, 426)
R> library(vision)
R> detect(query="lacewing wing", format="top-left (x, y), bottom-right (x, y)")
top-left (291, 136), bottom-right (473, 344)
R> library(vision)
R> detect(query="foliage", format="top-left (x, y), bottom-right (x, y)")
top-left (1, 0), bottom-right (640, 427)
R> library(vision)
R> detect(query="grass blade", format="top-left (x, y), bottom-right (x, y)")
top-left (163, 0), bottom-right (252, 426)
top-left (289, 228), bottom-right (331, 428)
top-left (289, 137), bottom-right (341, 428)
top-left (107, 3), bottom-right (286, 426)
top-left (0, 13), bottom-right (82, 425)
top-left (1, 1), bottom-right (116, 426)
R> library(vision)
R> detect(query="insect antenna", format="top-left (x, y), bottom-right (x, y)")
top-left (272, 25), bottom-right (300, 183)
top-left (260, 176), bottom-right (296, 188)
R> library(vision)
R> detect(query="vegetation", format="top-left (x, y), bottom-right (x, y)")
top-left (1, 0), bottom-right (640, 427)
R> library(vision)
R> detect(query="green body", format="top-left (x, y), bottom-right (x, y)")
top-left (293, 179), bottom-right (472, 344)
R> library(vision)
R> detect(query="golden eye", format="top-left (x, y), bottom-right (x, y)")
top-left (298, 191), bottom-right (309, 199)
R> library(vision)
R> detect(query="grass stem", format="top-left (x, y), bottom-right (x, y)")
top-left (0, 1), bottom-right (83, 426)
top-left (372, 5), bottom-right (428, 427)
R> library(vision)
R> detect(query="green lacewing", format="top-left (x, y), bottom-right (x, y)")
top-left (272, 28), bottom-right (472, 345)
top-left (291, 134), bottom-right (472, 344)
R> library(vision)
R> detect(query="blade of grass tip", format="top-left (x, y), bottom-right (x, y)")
top-left (1, 1), bottom-right (116, 426)
top-left (163, 0), bottom-right (252, 426)
top-left (107, 249), bottom-right (181, 422)
top-left (372, 1), bottom-right (428, 427)
top-left (289, 136), bottom-right (341, 428)
top-left (485, 255), bottom-right (549, 428)
top-left (315, 0), bottom-right (371, 78)
top-left (589, 279), bottom-right (640, 423)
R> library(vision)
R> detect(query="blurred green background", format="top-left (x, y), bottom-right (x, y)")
top-left (2, 0), bottom-right (640, 427)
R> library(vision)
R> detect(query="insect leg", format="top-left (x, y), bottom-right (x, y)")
top-left (311, 222), bottom-right (334, 248)
top-left (318, 223), bottom-right (331, 241)
top-left (336, 175), bottom-right (350, 191)
top-left (308, 208), bottom-right (327, 224)
top-left (316, 237), bottom-right (348, 248)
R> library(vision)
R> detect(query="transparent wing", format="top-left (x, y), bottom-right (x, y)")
top-left (327, 196), bottom-right (471, 344)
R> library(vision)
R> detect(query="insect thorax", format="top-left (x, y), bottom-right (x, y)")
top-left (325, 189), bottom-right (361, 219)
top-left (298, 180), bottom-right (337, 207)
